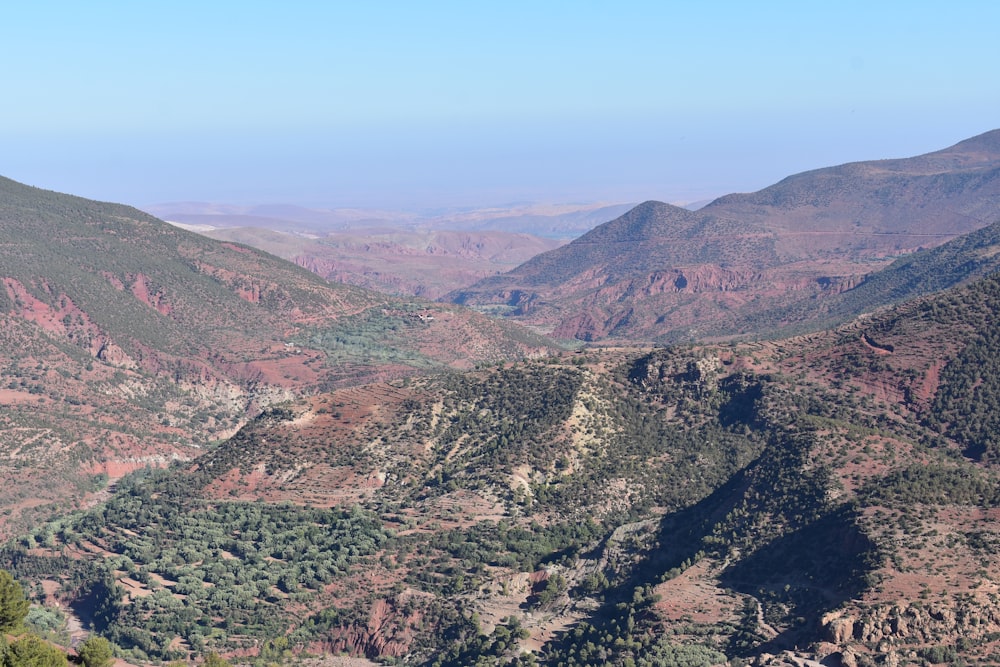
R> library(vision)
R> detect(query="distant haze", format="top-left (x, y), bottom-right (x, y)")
top-left (2, 3), bottom-right (998, 211)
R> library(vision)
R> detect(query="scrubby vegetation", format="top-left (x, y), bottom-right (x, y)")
top-left (924, 274), bottom-right (1000, 460)
top-left (7, 174), bottom-right (1000, 666)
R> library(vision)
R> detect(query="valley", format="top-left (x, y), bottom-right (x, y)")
top-left (147, 201), bottom-right (631, 300)
top-left (0, 176), bottom-right (557, 537)
top-left (3, 131), bottom-right (1000, 666)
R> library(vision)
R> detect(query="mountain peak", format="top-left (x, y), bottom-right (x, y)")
top-left (942, 127), bottom-right (1000, 155)
top-left (451, 129), bottom-right (1000, 342)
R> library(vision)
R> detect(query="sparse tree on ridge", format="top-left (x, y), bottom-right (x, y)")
top-left (78, 635), bottom-right (115, 667)
top-left (0, 571), bottom-right (29, 633)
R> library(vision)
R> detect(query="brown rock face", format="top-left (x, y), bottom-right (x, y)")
top-left (308, 598), bottom-right (421, 660)
top-left (823, 613), bottom-right (857, 644)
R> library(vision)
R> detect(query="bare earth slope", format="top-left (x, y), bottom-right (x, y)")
top-left (0, 176), bottom-right (557, 536)
top-left (450, 129), bottom-right (1000, 341)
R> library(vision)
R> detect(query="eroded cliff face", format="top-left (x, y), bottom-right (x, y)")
top-left (0, 277), bottom-right (303, 536)
top-left (306, 597), bottom-right (425, 660)
top-left (3, 277), bottom-right (138, 368)
top-left (2, 276), bottom-right (299, 405)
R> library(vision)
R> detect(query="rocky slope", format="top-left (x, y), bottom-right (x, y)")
top-left (12, 269), bottom-right (1000, 665)
top-left (0, 176), bottom-right (558, 536)
top-left (450, 129), bottom-right (1000, 342)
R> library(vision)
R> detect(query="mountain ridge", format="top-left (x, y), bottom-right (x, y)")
top-left (7, 136), bottom-right (1000, 666)
top-left (0, 175), bottom-right (558, 536)
top-left (449, 129), bottom-right (1000, 341)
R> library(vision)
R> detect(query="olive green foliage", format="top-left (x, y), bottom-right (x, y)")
top-left (428, 364), bottom-right (585, 475)
top-left (202, 653), bottom-right (233, 667)
top-left (24, 605), bottom-right (67, 640)
top-left (294, 304), bottom-right (557, 389)
top-left (428, 616), bottom-right (533, 667)
top-left (407, 356), bottom-right (768, 523)
top-left (3, 634), bottom-right (68, 667)
top-left (0, 571), bottom-right (29, 633)
top-left (4, 471), bottom-right (390, 662)
top-left (439, 520), bottom-right (601, 574)
top-left (295, 305), bottom-right (438, 374)
top-left (545, 585), bottom-right (724, 667)
top-left (926, 274), bottom-right (1000, 460)
top-left (77, 636), bottom-right (115, 667)
top-left (862, 464), bottom-right (1000, 507)
top-left (395, 356), bottom-right (772, 613)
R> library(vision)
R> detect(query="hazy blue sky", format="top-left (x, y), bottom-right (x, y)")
top-left (2, 1), bottom-right (998, 210)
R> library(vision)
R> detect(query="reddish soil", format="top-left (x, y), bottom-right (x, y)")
top-left (654, 558), bottom-right (741, 625)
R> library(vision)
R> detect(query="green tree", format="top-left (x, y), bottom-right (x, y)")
top-left (78, 636), bottom-right (115, 667)
top-left (0, 571), bottom-right (29, 633)
top-left (203, 653), bottom-right (233, 667)
top-left (5, 634), bottom-right (68, 667)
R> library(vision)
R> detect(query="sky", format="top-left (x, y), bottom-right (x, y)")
top-left (2, 1), bottom-right (998, 211)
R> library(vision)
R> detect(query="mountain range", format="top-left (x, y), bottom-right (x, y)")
top-left (145, 201), bottom-right (634, 238)
top-left (149, 201), bottom-right (632, 301)
top-left (450, 129), bottom-right (1000, 341)
top-left (12, 265), bottom-right (1000, 666)
top-left (3, 131), bottom-right (1000, 666)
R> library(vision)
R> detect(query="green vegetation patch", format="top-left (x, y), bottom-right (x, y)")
top-left (294, 305), bottom-right (438, 371)
top-left (5, 470), bottom-right (391, 662)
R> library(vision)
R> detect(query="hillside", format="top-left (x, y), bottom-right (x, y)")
top-left (11, 269), bottom-right (1000, 665)
top-left (736, 215), bottom-right (1000, 336)
top-left (0, 176), bottom-right (558, 536)
top-left (450, 129), bottom-right (1000, 342)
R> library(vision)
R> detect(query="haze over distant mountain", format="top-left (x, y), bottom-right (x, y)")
top-left (145, 201), bottom-right (634, 238)
top-left (201, 226), bottom-right (565, 299)
top-left (147, 201), bottom-right (635, 299)
top-left (450, 129), bottom-right (1000, 341)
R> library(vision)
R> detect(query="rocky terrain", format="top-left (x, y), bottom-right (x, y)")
top-left (0, 176), bottom-right (557, 536)
top-left (6, 136), bottom-right (1000, 666)
top-left (8, 265), bottom-right (1000, 665)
